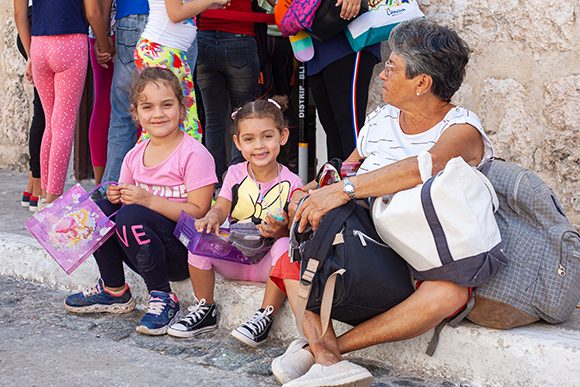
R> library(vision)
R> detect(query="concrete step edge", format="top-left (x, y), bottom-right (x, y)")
top-left (1, 231), bottom-right (578, 386)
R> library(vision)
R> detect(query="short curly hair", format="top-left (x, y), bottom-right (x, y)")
top-left (389, 19), bottom-right (471, 102)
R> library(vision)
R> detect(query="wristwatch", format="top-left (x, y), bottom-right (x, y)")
top-left (343, 178), bottom-right (356, 200)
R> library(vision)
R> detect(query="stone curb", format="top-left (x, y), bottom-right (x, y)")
top-left (1, 231), bottom-right (578, 386)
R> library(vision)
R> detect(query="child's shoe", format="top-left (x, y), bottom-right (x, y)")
top-left (136, 291), bottom-right (181, 336)
top-left (21, 192), bottom-right (31, 207)
top-left (231, 305), bottom-right (274, 347)
top-left (167, 298), bottom-right (217, 338)
top-left (29, 196), bottom-right (39, 212)
top-left (64, 279), bottom-right (136, 314)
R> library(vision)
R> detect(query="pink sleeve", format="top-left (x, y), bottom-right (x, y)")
top-left (217, 164), bottom-right (239, 202)
top-left (118, 151), bottom-right (136, 185)
top-left (183, 142), bottom-right (218, 192)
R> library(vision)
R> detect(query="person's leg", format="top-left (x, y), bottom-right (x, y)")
top-left (88, 37), bottom-right (114, 184)
top-left (45, 34), bottom-right (88, 200)
top-left (335, 280), bottom-right (468, 354)
top-left (275, 279), bottom-right (468, 384)
top-left (64, 199), bottom-right (136, 314)
top-left (30, 36), bottom-right (55, 199)
top-left (321, 51), bottom-right (378, 159)
top-left (196, 31), bottom-right (230, 181)
top-left (167, 254), bottom-right (218, 338)
top-left (309, 72), bottom-right (344, 160)
top-left (223, 33), bottom-right (260, 166)
top-left (29, 87), bottom-right (45, 199)
top-left (112, 204), bottom-right (186, 335)
top-left (102, 14), bottom-right (148, 184)
top-left (134, 38), bottom-right (202, 141)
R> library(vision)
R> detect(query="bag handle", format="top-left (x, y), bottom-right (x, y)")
top-left (293, 202), bottom-right (357, 339)
top-left (295, 266), bottom-right (345, 339)
top-left (80, 181), bottom-right (118, 202)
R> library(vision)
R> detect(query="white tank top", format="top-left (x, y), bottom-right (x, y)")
top-left (141, 0), bottom-right (196, 51)
top-left (356, 105), bottom-right (494, 175)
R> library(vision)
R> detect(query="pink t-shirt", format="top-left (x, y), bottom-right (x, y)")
top-left (119, 134), bottom-right (218, 202)
top-left (219, 161), bottom-right (303, 222)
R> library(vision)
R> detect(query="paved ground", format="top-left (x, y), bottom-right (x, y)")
top-left (0, 275), bottom-right (465, 387)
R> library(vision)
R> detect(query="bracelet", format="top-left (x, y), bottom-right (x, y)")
top-left (290, 187), bottom-right (306, 199)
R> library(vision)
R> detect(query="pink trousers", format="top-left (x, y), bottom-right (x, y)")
top-left (88, 37), bottom-right (114, 168)
top-left (188, 237), bottom-right (290, 283)
top-left (31, 34), bottom-right (88, 195)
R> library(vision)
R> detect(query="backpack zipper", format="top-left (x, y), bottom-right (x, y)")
top-left (353, 230), bottom-right (390, 248)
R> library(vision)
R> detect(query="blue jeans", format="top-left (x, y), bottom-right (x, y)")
top-left (196, 31), bottom-right (259, 181)
top-left (102, 14), bottom-right (198, 183)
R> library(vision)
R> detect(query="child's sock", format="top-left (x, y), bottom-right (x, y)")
top-left (289, 31), bottom-right (314, 62)
top-left (104, 284), bottom-right (129, 297)
top-left (21, 191), bottom-right (32, 207)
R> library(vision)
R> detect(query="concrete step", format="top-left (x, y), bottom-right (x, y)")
top-left (1, 229), bottom-right (578, 387)
top-left (1, 171), bottom-right (578, 386)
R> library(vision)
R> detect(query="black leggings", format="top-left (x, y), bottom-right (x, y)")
top-left (309, 51), bottom-right (378, 160)
top-left (93, 200), bottom-right (189, 293)
top-left (17, 34), bottom-right (45, 179)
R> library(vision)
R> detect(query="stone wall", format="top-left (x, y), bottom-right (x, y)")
top-left (0, 1), bottom-right (578, 225)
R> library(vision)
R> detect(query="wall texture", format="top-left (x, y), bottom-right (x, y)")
top-left (0, 1), bottom-right (578, 225)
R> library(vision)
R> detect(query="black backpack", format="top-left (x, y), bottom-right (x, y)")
top-left (292, 201), bottom-right (414, 337)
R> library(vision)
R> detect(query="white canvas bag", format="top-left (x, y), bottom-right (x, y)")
top-left (372, 156), bottom-right (507, 287)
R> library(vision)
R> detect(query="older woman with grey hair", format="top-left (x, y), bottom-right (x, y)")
top-left (269, 19), bottom-right (494, 386)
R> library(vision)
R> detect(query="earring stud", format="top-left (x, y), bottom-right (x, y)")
top-left (416, 92), bottom-right (420, 96)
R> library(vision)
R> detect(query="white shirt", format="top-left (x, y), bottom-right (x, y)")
top-left (141, 0), bottom-right (196, 51)
top-left (356, 105), bottom-right (494, 175)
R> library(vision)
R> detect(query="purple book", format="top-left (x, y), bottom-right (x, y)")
top-left (174, 211), bottom-right (253, 265)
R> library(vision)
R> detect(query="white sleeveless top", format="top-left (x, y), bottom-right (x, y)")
top-left (141, 0), bottom-right (196, 51)
top-left (356, 105), bottom-right (494, 175)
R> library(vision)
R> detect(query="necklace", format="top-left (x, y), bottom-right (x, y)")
top-left (247, 162), bottom-right (284, 220)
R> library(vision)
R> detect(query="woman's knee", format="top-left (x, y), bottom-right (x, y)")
top-left (418, 280), bottom-right (469, 316)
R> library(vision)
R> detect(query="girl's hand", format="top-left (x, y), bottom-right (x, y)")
top-left (336, 0), bottom-right (360, 20)
top-left (209, 0), bottom-right (230, 9)
top-left (195, 212), bottom-right (221, 235)
top-left (118, 184), bottom-right (152, 206)
top-left (257, 212), bottom-right (289, 239)
top-left (24, 60), bottom-right (33, 84)
top-left (106, 185), bottom-right (122, 204)
top-left (288, 189), bottom-right (308, 221)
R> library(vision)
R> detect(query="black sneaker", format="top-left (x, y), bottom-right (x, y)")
top-left (230, 305), bottom-right (274, 347)
top-left (167, 298), bottom-right (217, 338)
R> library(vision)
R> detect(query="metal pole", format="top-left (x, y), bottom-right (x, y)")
top-left (297, 62), bottom-right (308, 184)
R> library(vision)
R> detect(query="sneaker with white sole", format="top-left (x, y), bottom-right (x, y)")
top-left (271, 338), bottom-right (315, 384)
top-left (136, 291), bottom-right (181, 336)
top-left (167, 298), bottom-right (217, 338)
top-left (282, 360), bottom-right (373, 387)
top-left (231, 305), bottom-right (274, 347)
top-left (64, 279), bottom-right (136, 314)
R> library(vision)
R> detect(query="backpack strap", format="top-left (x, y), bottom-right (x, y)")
top-left (294, 201), bottom-right (357, 338)
top-left (425, 292), bottom-right (475, 356)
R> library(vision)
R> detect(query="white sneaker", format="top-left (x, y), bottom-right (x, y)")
top-left (282, 360), bottom-right (373, 387)
top-left (271, 338), bottom-right (315, 384)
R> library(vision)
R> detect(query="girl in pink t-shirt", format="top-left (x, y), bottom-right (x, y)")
top-left (64, 68), bottom-right (217, 336)
top-left (167, 96), bottom-right (303, 347)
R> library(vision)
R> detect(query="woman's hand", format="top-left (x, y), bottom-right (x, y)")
top-left (295, 183), bottom-right (350, 232)
top-left (106, 184), bottom-right (122, 204)
top-left (258, 212), bottom-right (289, 239)
top-left (195, 212), bottom-right (222, 235)
top-left (118, 184), bottom-right (152, 206)
top-left (336, 0), bottom-right (361, 20)
top-left (208, 0), bottom-right (230, 9)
